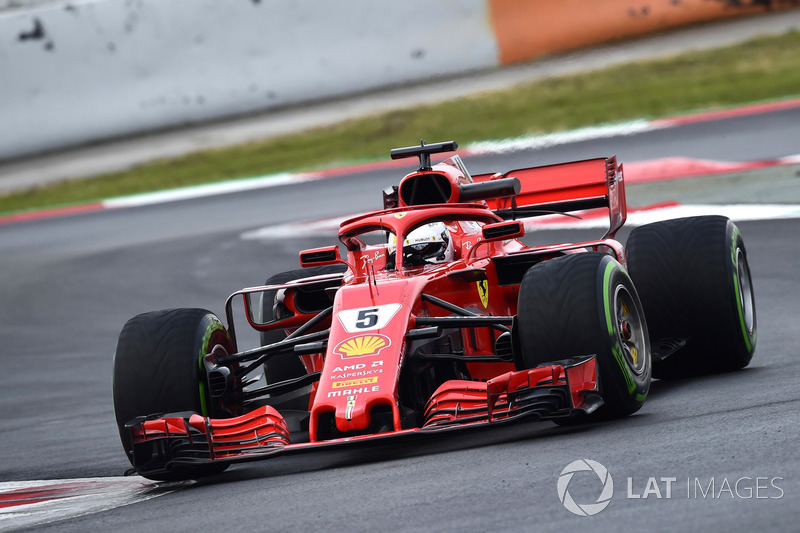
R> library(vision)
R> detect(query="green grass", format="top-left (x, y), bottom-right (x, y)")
top-left (3, 30), bottom-right (800, 215)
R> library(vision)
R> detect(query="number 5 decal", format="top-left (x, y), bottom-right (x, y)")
top-left (355, 309), bottom-right (379, 329)
top-left (338, 304), bottom-right (402, 333)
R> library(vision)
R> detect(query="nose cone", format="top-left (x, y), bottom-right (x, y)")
top-left (314, 333), bottom-right (398, 435)
top-left (309, 281), bottom-right (416, 441)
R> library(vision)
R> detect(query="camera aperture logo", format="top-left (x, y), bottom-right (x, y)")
top-left (557, 459), bottom-right (614, 516)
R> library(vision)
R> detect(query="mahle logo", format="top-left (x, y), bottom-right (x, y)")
top-left (557, 459), bottom-right (614, 516)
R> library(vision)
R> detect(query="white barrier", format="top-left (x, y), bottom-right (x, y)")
top-left (0, 0), bottom-right (498, 159)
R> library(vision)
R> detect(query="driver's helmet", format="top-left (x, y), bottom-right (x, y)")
top-left (389, 222), bottom-right (454, 267)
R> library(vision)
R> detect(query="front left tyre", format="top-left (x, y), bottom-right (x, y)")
top-left (516, 252), bottom-right (651, 419)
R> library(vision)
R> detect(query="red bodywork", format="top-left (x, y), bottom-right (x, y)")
top-left (126, 145), bottom-right (626, 476)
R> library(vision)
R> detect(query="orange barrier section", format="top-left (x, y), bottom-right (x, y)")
top-left (489, 0), bottom-right (792, 65)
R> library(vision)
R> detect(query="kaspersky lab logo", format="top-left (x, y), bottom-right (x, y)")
top-left (557, 459), bottom-right (614, 516)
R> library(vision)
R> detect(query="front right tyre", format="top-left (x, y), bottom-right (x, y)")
top-left (112, 308), bottom-right (234, 479)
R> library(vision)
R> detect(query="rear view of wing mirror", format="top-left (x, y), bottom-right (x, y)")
top-left (299, 246), bottom-right (342, 268)
top-left (481, 220), bottom-right (525, 242)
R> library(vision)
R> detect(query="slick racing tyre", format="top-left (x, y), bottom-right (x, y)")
top-left (260, 265), bottom-right (347, 409)
top-left (517, 253), bottom-right (651, 419)
top-left (112, 308), bottom-right (234, 479)
top-left (627, 216), bottom-right (756, 378)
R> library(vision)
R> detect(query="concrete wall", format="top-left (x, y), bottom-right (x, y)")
top-left (0, 0), bottom-right (498, 159)
top-left (0, 0), bottom-right (791, 160)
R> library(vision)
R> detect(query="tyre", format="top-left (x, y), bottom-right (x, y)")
top-left (260, 265), bottom-right (347, 380)
top-left (112, 308), bottom-right (234, 478)
top-left (517, 252), bottom-right (651, 419)
top-left (627, 216), bottom-right (756, 378)
top-left (260, 265), bottom-right (347, 410)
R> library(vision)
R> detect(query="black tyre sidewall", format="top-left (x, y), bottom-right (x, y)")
top-left (594, 256), bottom-right (651, 416)
top-left (719, 222), bottom-right (757, 368)
top-left (627, 216), bottom-right (756, 377)
top-left (112, 308), bottom-right (232, 462)
top-left (517, 253), bottom-right (651, 418)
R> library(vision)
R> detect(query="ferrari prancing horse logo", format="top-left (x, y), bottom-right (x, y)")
top-left (477, 280), bottom-right (489, 308)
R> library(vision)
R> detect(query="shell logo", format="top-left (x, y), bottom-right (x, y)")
top-left (334, 334), bottom-right (391, 358)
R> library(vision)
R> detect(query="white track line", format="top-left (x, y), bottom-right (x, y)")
top-left (466, 120), bottom-right (658, 154)
top-left (241, 203), bottom-right (800, 241)
top-left (103, 172), bottom-right (300, 209)
top-left (524, 204), bottom-right (800, 230)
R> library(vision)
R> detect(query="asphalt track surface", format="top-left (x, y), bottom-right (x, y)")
top-left (1, 109), bottom-right (799, 531)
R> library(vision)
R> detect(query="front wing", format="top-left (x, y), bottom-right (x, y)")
top-left (125, 356), bottom-right (600, 478)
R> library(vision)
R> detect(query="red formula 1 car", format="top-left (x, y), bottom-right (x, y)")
top-left (112, 141), bottom-right (757, 480)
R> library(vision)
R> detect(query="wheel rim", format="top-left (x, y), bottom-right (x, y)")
top-left (736, 248), bottom-right (755, 335)
top-left (614, 285), bottom-right (647, 376)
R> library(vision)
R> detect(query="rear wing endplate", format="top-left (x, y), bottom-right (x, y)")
top-left (474, 156), bottom-right (627, 239)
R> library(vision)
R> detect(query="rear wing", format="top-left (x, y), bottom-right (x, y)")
top-left (473, 156), bottom-right (627, 239)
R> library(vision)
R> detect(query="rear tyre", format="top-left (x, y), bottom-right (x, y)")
top-left (627, 216), bottom-right (756, 378)
top-left (112, 308), bottom-right (234, 479)
top-left (517, 253), bottom-right (651, 419)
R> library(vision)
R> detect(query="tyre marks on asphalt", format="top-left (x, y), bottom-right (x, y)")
top-left (0, 477), bottom-right (191, 530)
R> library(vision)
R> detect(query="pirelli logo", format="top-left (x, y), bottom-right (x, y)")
top-left (332, 376), bottom-right (379, 389)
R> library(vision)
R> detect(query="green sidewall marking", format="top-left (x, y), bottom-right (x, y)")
top-left (198, 382), bottom-right (209, 417)
top-left (603, 260), bottom-right (636, 396)
top-left (198, 320), bottom-right (227, 417)
top-left (730, 227), bottom-right (754, 353)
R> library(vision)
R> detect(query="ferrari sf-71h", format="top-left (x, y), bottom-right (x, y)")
top-left (113, 141), bottom-right (756, 480)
